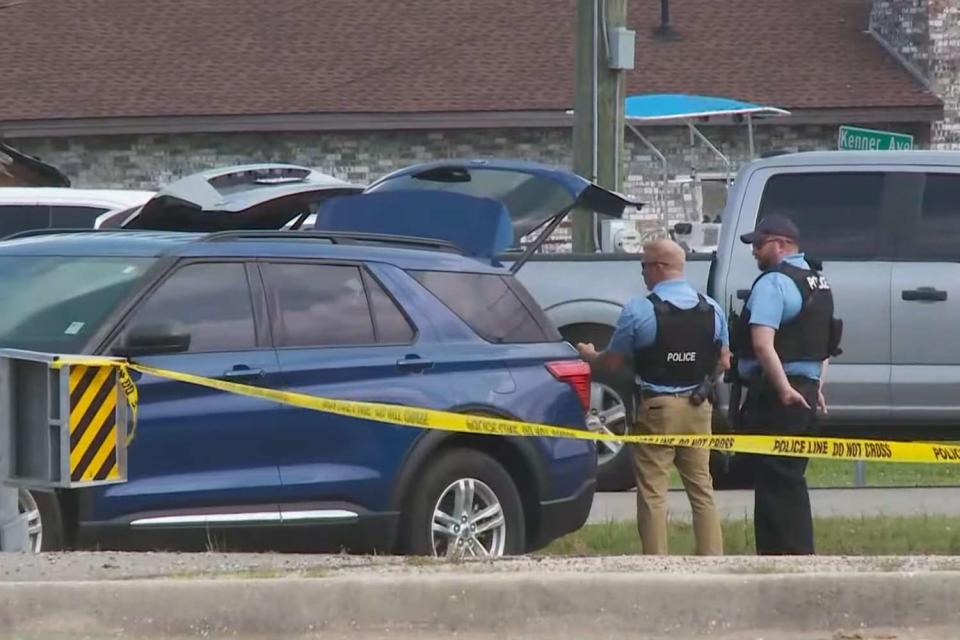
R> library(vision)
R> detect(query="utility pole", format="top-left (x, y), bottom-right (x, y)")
top-left (571, 0), bottom-right (629, 253)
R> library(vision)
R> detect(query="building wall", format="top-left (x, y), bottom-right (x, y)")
top-left (928, 1), bottom-right (960, 147)
top-left (13, 121), bottom-right (925, 246)
top-left (870, 0), bottom-right (960, 148)
top-left (870, 0), bottom-right (932, 76)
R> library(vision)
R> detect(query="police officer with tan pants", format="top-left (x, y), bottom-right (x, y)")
top-left (578, 239), bottom-right (728, 555)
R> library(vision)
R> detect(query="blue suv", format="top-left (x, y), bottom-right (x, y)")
top-left (11, 160), bottom-right (632, 556)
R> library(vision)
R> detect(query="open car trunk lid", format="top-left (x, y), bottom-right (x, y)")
top-left (112, 164), bottom-right (364, 231)
top-left (330, 159), bottom-right (640, 270)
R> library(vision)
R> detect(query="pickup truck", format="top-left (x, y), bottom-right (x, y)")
top-left (510, 150), bottom-right (960, 490)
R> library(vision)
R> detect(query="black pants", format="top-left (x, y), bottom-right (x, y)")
top-left (741, 377), bottom-right (819, 555)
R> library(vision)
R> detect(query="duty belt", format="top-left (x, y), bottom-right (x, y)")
top-left (637, 387), bottom-right (695, 401)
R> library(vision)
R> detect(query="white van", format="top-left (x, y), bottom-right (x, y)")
top-left (0, 188), bottom-right (154, 237)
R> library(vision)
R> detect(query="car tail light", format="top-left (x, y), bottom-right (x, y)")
top-left (546, 360), bottom-right (592, 412)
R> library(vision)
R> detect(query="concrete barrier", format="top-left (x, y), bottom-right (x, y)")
top-left (3, 569), bottom-right (960, 637)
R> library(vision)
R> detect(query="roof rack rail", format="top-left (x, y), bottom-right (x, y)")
top-left (1, 228), bottom-right (145, 241)
top-left (198, 230), bottom-right (463, 253)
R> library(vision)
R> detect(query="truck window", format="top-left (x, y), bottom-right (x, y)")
top-left (757, 173), bottom-right (885, 259)
top-left (908, 173), bottom-right (960, 260)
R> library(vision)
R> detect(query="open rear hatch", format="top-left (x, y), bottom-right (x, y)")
top-left (106, 164), bottom-right (364, 230)
top-left (109, 159), bottom-right (639, 271)
top-left (330, 159), bottom-right (640, 270)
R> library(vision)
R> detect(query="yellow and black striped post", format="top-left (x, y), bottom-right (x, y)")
top-left (68, 364), bottom-right (122, 483)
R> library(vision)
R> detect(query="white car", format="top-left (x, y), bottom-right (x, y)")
top-left (95, 164), bottom-right (362, 230)
top-left (0, 188), bottom-right (155, 238)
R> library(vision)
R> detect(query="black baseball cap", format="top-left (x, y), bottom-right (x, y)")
top-left (739, 214), bottom-right (800, 244)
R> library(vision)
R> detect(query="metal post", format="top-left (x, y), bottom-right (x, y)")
top-left (747, 113), bottom-right (755, 159)
top-left (0, 354), bottom-right (29, 551)
top-left (0, 426), bottom-right (27, 551)
top-left (0, 490), bottom-right (27, 552)
top-left (627, 123), bottom-right (669, 234)
top-left (687, 122), bottom-right (732, 171)
top-left (854, 460), bottom-right (867, 487)
top-left (0, 350), bottom-right (130, 551)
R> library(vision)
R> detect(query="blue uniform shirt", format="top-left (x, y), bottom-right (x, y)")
top-left (607, 278), bottom-right (729, 394)
top-left (737, 253), bottom-right (823, 381)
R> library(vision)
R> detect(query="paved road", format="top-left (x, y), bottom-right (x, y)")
top-left (588, 487), bottom-right (960, 524)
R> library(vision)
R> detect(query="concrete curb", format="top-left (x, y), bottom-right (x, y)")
top-left (3, 571), bottom-right (960, 636)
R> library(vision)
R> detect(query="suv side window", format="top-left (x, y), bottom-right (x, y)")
top-left (122, 262), bottom-right (257, 352)
top-left (262, 262), bottom-right (377, 347)
top-left (363, 271), bottom-right (416, 344)
top-left (757, 172), bottom-right (886, 259)
top-left (904, 173), bottom-right (960, 260)
top-left (410, 270), bottom-right (555, 343)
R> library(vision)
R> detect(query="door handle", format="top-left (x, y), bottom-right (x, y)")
top-left (901, 287), bottom-right (947, 302)
top-left (396, 355), bottom-right (434, 373)
top-left (221, 366), bottom-right (266, 381)
top-left (736, 289), bottom-right (750, 301)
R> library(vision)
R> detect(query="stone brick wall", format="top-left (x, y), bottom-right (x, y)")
top-left (870, 0), bottom-right (960, 149)
top-left (870, 0), bottom-right (931, 76)
top-left (13, 120), bottom-right (924, 248)
top-left (13, 129), bottom-right (575, 191)
top-left (928, 2), bottom-right (960, 147)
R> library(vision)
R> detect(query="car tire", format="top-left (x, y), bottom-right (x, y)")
top-left (562, 324), bottom-right (636, 492)
top-left (401, 448), bottom-right (525, 557)
top-left (18, 489), bottom-right (64, 552)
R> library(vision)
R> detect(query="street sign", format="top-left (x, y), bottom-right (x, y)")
top-left (838, 125), bottom-right (913, 151)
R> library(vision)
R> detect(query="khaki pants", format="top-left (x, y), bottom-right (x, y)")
top-left (632, 395), bottom-right (723, 555)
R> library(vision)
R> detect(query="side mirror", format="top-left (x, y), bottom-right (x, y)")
top-left (112, 321), bottom-right (190, 357)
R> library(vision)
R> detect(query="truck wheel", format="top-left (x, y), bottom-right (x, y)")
top-left (562, 324), bottom-right (636, 492)
top-left (401, 448), bottom-right (525, 557)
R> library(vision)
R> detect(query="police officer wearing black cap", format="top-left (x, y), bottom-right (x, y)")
top-left (732, 214), bottom-right (842, 555)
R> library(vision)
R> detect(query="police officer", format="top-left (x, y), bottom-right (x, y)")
top-left (577, 239), bottom-right (728, 556)
top-left (733, 214), bottom-right (842, 555)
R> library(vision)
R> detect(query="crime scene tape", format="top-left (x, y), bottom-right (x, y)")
top-left (53, 356), bottom-right (960, 465)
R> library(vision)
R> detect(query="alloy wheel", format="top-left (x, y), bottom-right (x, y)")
top-left (17, 489), bottom-right (42, 553)
top-left (430, 478), bottom-right (506, 558)
top-left (586, 382), bottom-right (628, 466)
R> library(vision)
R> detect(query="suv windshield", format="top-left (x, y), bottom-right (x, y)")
top-left (0, 256), bottom-right (156, 352)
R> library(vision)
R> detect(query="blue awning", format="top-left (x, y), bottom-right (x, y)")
top-left (624, 94), bottom-right (790, 122)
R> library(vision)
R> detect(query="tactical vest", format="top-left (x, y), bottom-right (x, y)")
top-left (634, 293), bottom-right (719, 387)
top-left (734, 261), bottom-right (841, 362)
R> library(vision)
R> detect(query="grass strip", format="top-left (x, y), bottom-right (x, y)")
top-left (542, 514), bottom-right (960, 556)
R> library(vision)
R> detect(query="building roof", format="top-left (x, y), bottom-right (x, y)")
top-left (0, 0), bottom-right (941, 133)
